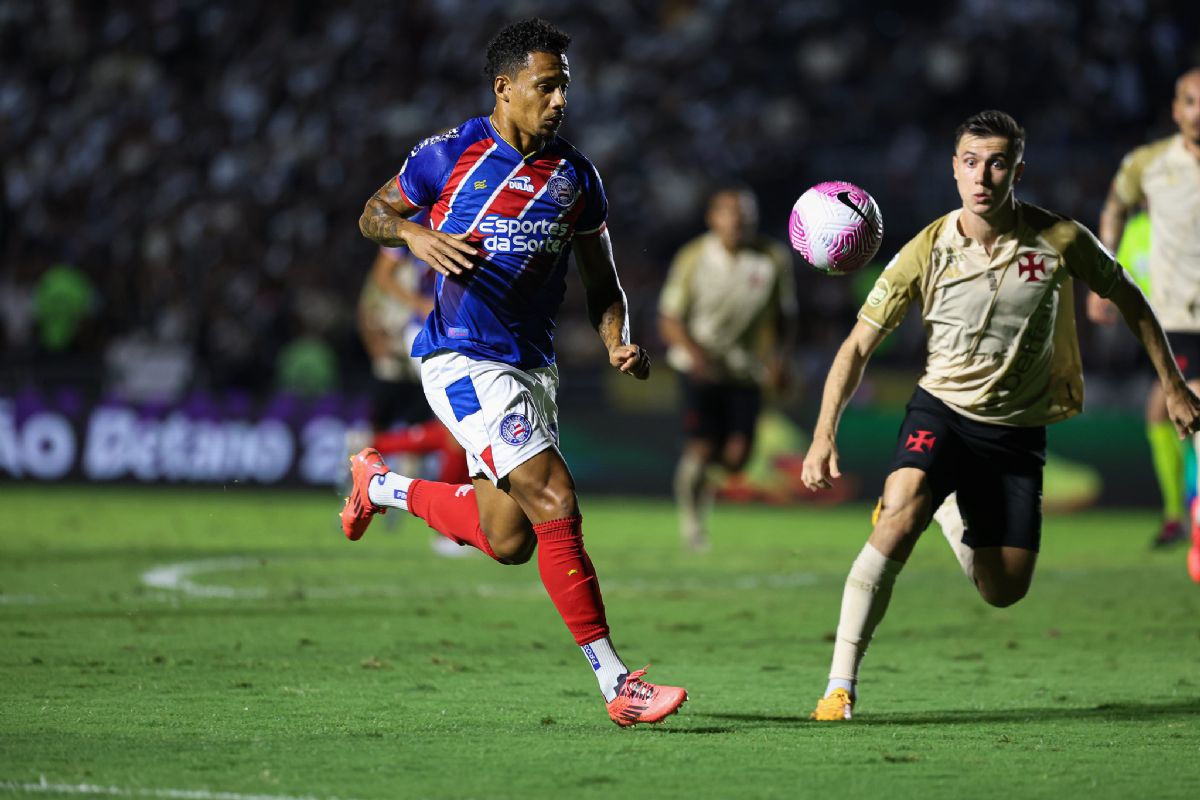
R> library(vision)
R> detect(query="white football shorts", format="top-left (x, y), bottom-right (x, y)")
top-left (420, 349), bottom-right (560, 483)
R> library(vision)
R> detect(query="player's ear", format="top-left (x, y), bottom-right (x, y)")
top-left (493, 73), bottom-right (511, 102)
top-left (1014, 161), bottom-right (1026, 183)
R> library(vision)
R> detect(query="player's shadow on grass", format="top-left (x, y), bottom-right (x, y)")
top-left (701, 697), bottom-right (1200, 727)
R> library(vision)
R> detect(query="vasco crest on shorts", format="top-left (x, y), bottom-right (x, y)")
top-left (499, 412), bottom-right (533, 446)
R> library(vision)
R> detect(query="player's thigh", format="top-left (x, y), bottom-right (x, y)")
top-left (719, 384), bottom-right (761, 471)
top-left (869, 467), bottom-right (934, 563)
top-left (472, 477), bottom-right (536, 563)
top-left (680, 376), bottom-right (729, 449)
top-left (871, 388), bottom-right (960, 560)
top-left (956, 435), bottom-right (1045, 553)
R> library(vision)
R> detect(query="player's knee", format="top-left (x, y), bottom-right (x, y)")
top-left (977, 579), bottom-right (1029, 608)
top-left (490, 531), bottom-right (536, 565)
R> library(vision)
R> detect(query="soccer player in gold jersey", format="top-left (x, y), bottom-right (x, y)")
top-left (802, 110), bottom-right (1200, 721)
top-left (1087, 68), bottom-right (1200, 566)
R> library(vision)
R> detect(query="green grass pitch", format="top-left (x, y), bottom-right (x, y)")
top-left (1, 486), bottom-right (1197, 799)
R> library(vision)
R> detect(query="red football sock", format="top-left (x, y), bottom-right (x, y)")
top-left (533, 516), bottom-right (609, 646)
top-left (437, 441), bottom-right (471, 484)
top-left (373, 420), bottom-right (448, 456)
top-left (407, 479), bottom-right (498, 560)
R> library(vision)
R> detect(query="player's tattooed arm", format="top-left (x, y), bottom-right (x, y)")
top-left (359, 179), bottom-right (477, 275)
top-left (575, 228), bottom-right (650, 379)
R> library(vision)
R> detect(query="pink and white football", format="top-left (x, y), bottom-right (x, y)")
top-left (788, 181), bottom-right (884, 275)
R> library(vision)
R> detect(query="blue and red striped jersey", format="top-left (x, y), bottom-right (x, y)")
top-left (395, 115), bottom-right (608, 369)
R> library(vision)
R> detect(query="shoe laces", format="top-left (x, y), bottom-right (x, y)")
top-left (619, 668), bottom-right (655, 702)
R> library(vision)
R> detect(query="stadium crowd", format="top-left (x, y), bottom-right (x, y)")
top-left (1, 0), bottom-right (1195, 399)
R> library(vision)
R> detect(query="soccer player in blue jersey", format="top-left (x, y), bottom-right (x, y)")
top-left (341, 18), bottom-right (687, 727)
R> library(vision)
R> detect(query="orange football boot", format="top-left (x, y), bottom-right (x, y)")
top-left (340, 447), bottom-right (390, 541)
top-left (606, 668), bottom-right (687, 727)
top-left (810, 687), bottom-right (854, 721)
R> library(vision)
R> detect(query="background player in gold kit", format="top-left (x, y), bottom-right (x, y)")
top-left (1087, 69), bottom-right (1200, 569)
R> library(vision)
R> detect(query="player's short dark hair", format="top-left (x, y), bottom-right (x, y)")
top-left (707, 181), bottom-right (755, 207)
top-left (484, 18), bottom-right (571, 80)
top-left (954, 110), bottom-right (1025, 162)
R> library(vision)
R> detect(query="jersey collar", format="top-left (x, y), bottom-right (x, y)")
top-left (485, 115), bottom-right (554, 162)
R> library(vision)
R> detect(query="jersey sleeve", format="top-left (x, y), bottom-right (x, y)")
top-left (396, 135), bottom-right (456, 208)
top-left (574, 160), bottom-right (609, 235)
top-left (1111, 145), bottom-right (1151, 208)
top-left (857, 233), bottom-right (930, 331)
top-left (1063, 221), bottom-right (1122, 298)
top-left (658, 240), bottom-right (700, 319)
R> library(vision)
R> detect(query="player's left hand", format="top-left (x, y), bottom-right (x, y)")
top-left (610, 343), bottom-right (650, 380)
top-left (1165, 382), bottom-right (1200, 439)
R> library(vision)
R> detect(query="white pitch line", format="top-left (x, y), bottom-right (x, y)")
top-left (141, 557), bottom-right (268, 599)
top-left (0, 776), bottom-right (360, 800)
top-left (0, 594), bottom-right (43, 605)
top-left (139, 556), bottom-right (820, 602)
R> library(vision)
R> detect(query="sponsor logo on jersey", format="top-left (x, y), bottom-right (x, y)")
top-left (546, 174), bottom-right (578, 207)
top-left (499, 413), bottom-right (533, 446)
top-left (508, 176), bottom-right (535, 193)
top-left (474, 179), bottom-right (488, 190)
top-left (477, 214), bottom-right (570, 255)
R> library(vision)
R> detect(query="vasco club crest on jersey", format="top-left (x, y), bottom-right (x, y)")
top-left (499, 413), bottom-right (533, 446)
top-left (546, 174), bottom-right (578, 207)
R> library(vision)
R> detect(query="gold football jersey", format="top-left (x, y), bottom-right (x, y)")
top-left (1113, 135), bottom-right (1200, 331)
top-left (859, 203), bottom-right (1121, 426)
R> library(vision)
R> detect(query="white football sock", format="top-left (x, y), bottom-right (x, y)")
top-left (828, 543), bottom-right (904, 689)
top-left (582, 637), bottom-right (628, 702)
top-left (933, 492), bottom-right (975, 580)
top-left (673, 451), bottom-right (709, 549)
top-left (367, 472), bottom-right (413, 511)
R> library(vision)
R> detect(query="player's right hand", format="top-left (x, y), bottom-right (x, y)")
top-left (801, 436), bottom-right (841, 491)
top-left (406, 227), bottom-right (478, 276)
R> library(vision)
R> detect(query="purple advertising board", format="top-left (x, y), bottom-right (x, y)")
top-left (0, 389), bottom-right (369, 486)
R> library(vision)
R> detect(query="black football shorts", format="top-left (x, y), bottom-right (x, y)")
top-left (886, 387), bottom-right (1046, 552)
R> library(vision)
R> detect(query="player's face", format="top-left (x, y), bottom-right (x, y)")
top-left (952, 135), bottom-right (1024, 219)
top-left (707, 191), bottom-right (757, 248)
top-left (505, 51), bottom-right (570, 141)
top-left (1173, 72), bottom-right (1200, 145)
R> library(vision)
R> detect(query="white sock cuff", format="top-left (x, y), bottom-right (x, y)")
top-left (851, 543), bottom-right (904, 583)
top-left (367, 472), bottom-right (413, 510)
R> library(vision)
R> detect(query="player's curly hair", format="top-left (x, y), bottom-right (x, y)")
top-left (954, 110), bottom-right (1026, 162)
top-left (484, 18), bottom-right (571, 80)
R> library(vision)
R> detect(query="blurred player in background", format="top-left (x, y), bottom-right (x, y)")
top-left (802, 110), bottom-right (1200, 720)
top-left (659, 186), bottom-right (796, 551)
top-left (342, 18), bottom-right (687, 727)
top-left (356, 240), bottom-right (471, 556)
top-left (1087, 68), bottom-right (1200, 568)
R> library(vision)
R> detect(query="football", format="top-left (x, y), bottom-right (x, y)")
top-left (788, 181), bottom-right (884, 274)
